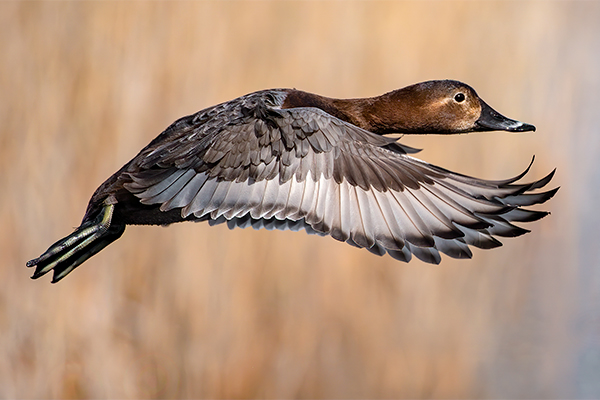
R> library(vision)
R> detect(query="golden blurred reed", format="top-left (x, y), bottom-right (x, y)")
top-left (1, 1), bottom-right (595, 398)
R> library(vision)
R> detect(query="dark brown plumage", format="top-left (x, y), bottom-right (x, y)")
top-left (27, 80), bottom-right (557, 283)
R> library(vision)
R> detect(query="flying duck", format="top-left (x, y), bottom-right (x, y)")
top-left (27, 80), bottom-right (557, 283)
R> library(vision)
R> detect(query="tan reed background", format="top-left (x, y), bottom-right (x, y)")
top-left (1, 1), bottom-right (598, 398)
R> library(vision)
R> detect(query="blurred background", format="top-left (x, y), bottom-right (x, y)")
top-left (1, 1), bottom-right (598, 398)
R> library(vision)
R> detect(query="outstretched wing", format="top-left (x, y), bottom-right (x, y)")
top-left (122, 91), bottom-right (557, 263)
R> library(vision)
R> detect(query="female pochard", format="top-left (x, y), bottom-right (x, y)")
top-left (28, 80), bottom-right (557, 283)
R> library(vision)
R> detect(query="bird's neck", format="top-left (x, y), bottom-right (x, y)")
top-left (281, 89), bottom-right (416, 135)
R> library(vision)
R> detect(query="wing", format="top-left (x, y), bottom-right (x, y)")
top-left (121, 91), bottom-right (557, 264)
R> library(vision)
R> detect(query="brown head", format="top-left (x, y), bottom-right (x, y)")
top-left (363, 80), bottom-right (535, 135)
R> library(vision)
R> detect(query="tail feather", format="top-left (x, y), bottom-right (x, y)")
top-left (26, 204), bottom-right (125, 283)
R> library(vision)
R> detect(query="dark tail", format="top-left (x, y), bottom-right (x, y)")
top-left (26, 204), bottom-right (125, 283)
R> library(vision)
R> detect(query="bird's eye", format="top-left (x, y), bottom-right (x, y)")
top-left (454, 93), bottom-right (465, 103)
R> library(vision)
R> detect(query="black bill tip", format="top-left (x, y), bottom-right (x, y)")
top-left (476, 99), bottom-right (536, 133)
top-left (505, 121), bottom-right (536, 133)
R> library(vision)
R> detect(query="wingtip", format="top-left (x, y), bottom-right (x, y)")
top-left (513, 227), bottom-right (532, 237)
top-left (545, 186), bottom-right (560, 200)
top-left (534, 210), bottom-right (551, 221)
top-left (532, 169), bottom-right (556, 190)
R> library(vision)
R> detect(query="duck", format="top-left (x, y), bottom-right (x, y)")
top-left (27, 80), bottom-right (558, 283)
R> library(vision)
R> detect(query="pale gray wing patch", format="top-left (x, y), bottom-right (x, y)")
top-left (126, 163), bottom-right (553, 265)
top-left (182, 177), bottom-right (220, 217)
top-left (125, 169), bottom-right (195, 205)
top-left (161, 173), bottom-right (209, 212)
